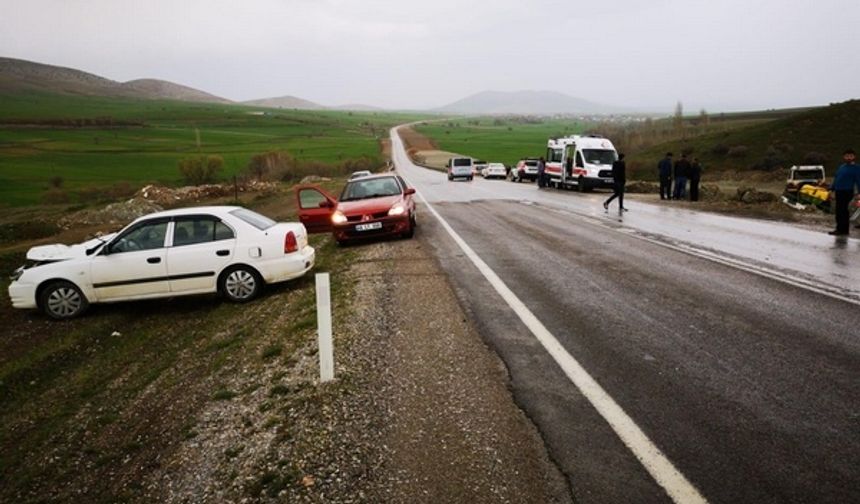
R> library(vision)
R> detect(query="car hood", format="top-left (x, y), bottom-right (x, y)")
top-left (337, 195), bottom-right (401, 215)
top-left (26, 233), bottom-right (117, 261)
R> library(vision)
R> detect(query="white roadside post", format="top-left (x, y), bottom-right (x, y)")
top-left (316, 273), bottom-right (334, 383)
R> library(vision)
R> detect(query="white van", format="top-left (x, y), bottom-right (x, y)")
top-left (446, 157), bottom-right (474, 181)
top-left (545, 135), bottom-right (618, 191)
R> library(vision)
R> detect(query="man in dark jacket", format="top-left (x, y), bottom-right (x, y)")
top-left (829, 149), bottom-right (860, 236)
top-left (603, 153), bottom-right (628, 212)
top-left (689, 158), bottom-right (702, 201)
top-left (673, 154), bottom-right (691, 200)
top-left (658, 152), bottom-right (673, 200)
top-left (537, 156), bottom-right (546, 188)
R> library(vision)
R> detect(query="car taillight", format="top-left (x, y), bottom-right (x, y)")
top-left (284, 231), bottom-right (298, 253)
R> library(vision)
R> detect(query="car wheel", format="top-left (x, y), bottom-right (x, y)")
top-left (402, 215), bottom-right (416, 239)
top-left (40, 280), bottom-right (89, 320)
top-left (220, 265), bottom-right (262, 303)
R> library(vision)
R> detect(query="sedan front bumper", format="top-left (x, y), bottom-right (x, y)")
top-left (8, 280), bottom-right (38, 309)
top-left (333, 215), bottom-right (410, 242)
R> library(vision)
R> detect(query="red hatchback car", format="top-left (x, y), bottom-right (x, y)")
top-left (296, 174), bottom-right (417, 244)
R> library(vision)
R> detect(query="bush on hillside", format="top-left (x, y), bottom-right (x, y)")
top-left (42, 188), bottom-right (70, 205)
top-left (803, 151), bottom-right (828, 165)
top-left (711, 143), bottom-right (729, 156)
top-left (178, 155), bottom-right (224, 185)
top-left (247, 151), bottom-right (296, 181)
top-left (727, 145), bottom-right (749, 158)
top-left (245, 150), bottom-right (385, 182)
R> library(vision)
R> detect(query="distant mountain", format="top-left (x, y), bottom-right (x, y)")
top-left (120, 79), bottom-right (231, 104)
top-left (241, 95), bottom-right (326, 110)
top-left (435, 90), bottom-right (621, 115)
top-left (0, 57), bottom-right (231, 103)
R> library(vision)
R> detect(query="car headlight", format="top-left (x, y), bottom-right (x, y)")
top-left (331, 211), bottom-right (347, 224)
top-left (10, 266), bottom-right (25, 282)
top-left (388, 204), bottom-right (405, 216)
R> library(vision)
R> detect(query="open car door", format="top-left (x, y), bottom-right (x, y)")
top-left (295, 185), bottom-right (338, 233)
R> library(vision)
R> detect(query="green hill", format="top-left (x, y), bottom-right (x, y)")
top-left (628, 100), bottom-right (860, 180)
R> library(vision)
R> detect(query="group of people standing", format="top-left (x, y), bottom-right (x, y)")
top-left (658, 152), bottom-right (702, 201)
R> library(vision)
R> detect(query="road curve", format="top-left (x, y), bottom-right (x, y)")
top-left (391, 127), bottom-right (860, 503)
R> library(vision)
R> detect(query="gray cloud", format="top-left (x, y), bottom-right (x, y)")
top-left (1, 0), bottom-right (857, 111)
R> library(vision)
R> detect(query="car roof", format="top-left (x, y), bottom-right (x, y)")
top-left (345, 173), bottom-right (398, 182)
top-left (135, 205), bottom-right (243, 221)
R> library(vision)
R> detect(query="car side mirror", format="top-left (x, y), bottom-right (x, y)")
top-left (318, 200), bottom-right (334, 208)
top-left (445, 163), bottom-right (450, 168)
top-left (404, 188), bottom-right (416, 195)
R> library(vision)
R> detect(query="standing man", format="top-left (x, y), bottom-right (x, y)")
top-left (537, 156), bottom-right (546, 188)
top-left (673, 153), bottom-right (691, 200)
top-left (828, 149), bottom-right (860, 236)
top-left (658, 152), bottom-right (673, 200)
top-left (603, 153), bottom-right (628, 212)
top-left (689, 157), bottom-right (702, 202)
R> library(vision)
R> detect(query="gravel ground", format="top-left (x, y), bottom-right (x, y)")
top-left (128, 235), bottom-right (571, 503)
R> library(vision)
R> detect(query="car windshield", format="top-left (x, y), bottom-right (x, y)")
top-left (524, 161), bottom-right (537, 167)
top-left (230, 208), bottom-right (276, 230)
top-left (583, 149), bottom-right (617, 165)
top-left (793, 169), bottom-right (823, 180)
top-left (453, 159), bottom-right (471, 167)
top-left (339, 177), bottom-right (402, 201)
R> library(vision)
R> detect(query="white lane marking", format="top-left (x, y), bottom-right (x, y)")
top-left (394, 137), bottom-right (708, 504)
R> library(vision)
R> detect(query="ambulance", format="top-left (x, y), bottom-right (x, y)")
top-left (544, 135), bottom-right (619, 191)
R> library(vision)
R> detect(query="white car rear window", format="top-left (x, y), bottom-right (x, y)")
top-left (230, 208), bottom-right (276, 230)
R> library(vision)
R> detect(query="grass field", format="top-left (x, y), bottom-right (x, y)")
top-left (414, 118), bottom-right (589, 167)
top-left (0, 92), bottom-right (427, 206)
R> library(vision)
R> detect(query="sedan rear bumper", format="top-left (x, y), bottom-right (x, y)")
top-left (256, 245), bottom-right (315, 284)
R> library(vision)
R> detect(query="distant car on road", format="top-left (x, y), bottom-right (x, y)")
top-left (8, 206), bottom-right (315, 320)
top-left (349, 170), bottom-right (373, 180)
top-left (510, 158), bottom-right (539, 182)
top-left (446, 157), bottom-right (473, 181)
top-left (473, 159), bottom-right (488, 177)
top-left (296, 174), bottom-right (416, 245)
top-left (481, 163), bottom-right (507, 179)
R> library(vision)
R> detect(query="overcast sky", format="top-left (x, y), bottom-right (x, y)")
top-left (1, 0), bottom-right (857, 111)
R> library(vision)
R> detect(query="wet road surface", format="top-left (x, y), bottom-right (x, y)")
top-left (391, 128), bottom-right (860, 503)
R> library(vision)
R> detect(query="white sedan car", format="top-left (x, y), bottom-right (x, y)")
top-left (8, 206), bottom-right (315, 319)
top-left (481, 163), bottom-right (507, 179)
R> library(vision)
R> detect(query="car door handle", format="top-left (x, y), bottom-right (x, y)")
top-left (216, 250), bottom-right (230, 256)
top-left (147, 257), bottom-right (161, 264)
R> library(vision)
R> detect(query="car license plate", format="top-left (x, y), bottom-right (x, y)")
top-left (355, 222), bottom-right (382, 232)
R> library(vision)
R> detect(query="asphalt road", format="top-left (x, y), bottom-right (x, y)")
top-left (390, 128), bottom-right (860, 503)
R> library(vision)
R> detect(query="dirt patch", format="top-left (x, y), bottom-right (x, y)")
top-left (398, 126), bottom-right (437, 153)
top-left (398, 126), bottom-right (464, 171)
